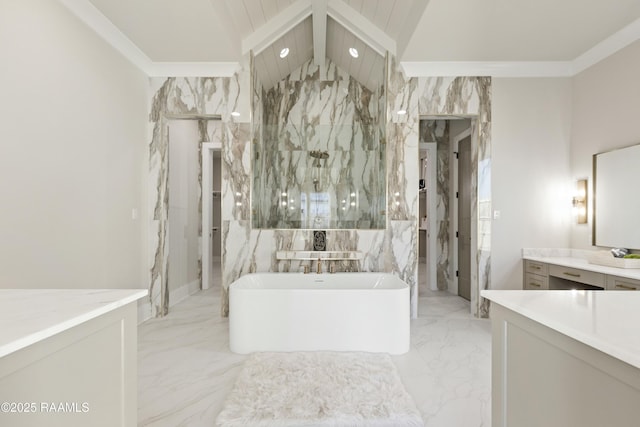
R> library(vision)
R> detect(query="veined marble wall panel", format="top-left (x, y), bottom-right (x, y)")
top-left (148, 75), bottom-right (250, 318)
top-left (387, 57), bottom-right (419, 125)
top-left (286, 59), bottom-right (350, 82)
top-left (258, 58), bottom-right (383, 230)
top-left (386, 56), bottom-right (419, 222)
top-left (148, 99), bottom-right (170, 317)
top-left (386, 56), bottom-right (419, 317)
top-left (356, 230), bottom-right (386, 272)
top-left (262, 61), bottom-right (376, 146)
top-left (221, 220), bottom-right (251, 316)
top-left (477, 120), bottom-right (492, 318)
top-left (251, 56), bottom-right (263, 229)
top-left (387, 220), bottom-right (418, 313)
top-left (417, 77), bottom-right (492, 318)
top-left (222, 122), bottom-right (250, 222)
top-left (418, 77), bottom-right (481, 117)
top-left (387, 123), bottom-right (419, 222)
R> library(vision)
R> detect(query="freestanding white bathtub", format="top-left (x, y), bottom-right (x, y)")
top-left (229, 273), bottom-right (410, 355)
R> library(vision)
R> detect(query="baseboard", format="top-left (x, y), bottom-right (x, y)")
top-left (170, 279), bottom-right (201, 307)
top-left (137, 279), bottom-right (201, 324)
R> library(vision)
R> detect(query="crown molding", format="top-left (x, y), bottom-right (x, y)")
top-left (572, 17), bottom-right (640, 75)
top-left (147, 62), bottom-right (239, 77)
top-left (400, 61), bottom-right (574, 77)
top-left (60, 0), bottom-right (640, 79)
top-left (59, 0), bottom-right (153, 73)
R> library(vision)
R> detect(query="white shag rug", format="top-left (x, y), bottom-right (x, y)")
top-left (215, 352), bottom-right (424, 427)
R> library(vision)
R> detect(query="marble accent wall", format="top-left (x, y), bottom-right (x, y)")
top-left (255, 58), bottom-right (384, 229)
top-left (147, 64), bottom-right (490, 320)
top-left (386, 55), bottom-right (420, 316)
top-left (417, 77), bottom-right (492, 317)
top-left (228, 55), bottom-right (419, 318)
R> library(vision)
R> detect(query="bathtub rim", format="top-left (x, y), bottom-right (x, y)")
top-left (229, 272), bottom-right (409, 291)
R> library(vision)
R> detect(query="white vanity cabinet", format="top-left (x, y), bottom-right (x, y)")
top-left (483, 290), bottom-right (640, 427)
top-left (0, 289), bottom-right (146, 427)
top-left (522, 257), bottom-right (640, 291)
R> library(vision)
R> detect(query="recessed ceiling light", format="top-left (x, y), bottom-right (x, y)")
top-left (348, 47), bottom-right (359, 58)
top-left (397, 109), bottom-right (407, 115)
top-left (231, 111), bottom-right (240, 117)
top-left (279, 47), bottom-right (289, 58)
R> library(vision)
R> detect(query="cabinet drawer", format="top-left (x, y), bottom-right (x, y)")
top-left (607, 275), bottom-right (640, 291)
top-left (548, 264), bottom-right (605, 288)
top-left (524, 272), bottom-right (549, 290)
top-left (524, 260), bottom-right (548, 276)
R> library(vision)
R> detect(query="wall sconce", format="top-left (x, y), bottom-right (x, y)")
top-left (572, 179), bottom-right (588, 224)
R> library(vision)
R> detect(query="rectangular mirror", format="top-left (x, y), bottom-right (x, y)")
top-left (593, 143), bottom-right (640, 249)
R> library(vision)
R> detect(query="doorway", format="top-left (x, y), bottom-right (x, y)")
top-left (419, 117), bottom-right (474, 309)
top-left (419, 142), bottom-right (437, 293)
top-left (201, 141), bottom-right (222, 290)
top-left (455, 131), bottom-right (472, 300)
top-left (167, 120), bottom-right (203, 303)
top-left (166, 118), bottom-right (222, 309)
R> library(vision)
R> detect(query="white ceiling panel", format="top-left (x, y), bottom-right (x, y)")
top-left (78, 0), bottom-right (640, 77)
top-left (403, 0), bottom-right (640, 61)
top-left (88, 0), bottom-right (240, 61)
top-left (223, 1), bottom-right (254, 37)
top-left (255, 16), bottom-right (314, 90)
top-left (344, 0), bottom-right (413, 38)
top-left (326, 17), bottom-right (384, 92)
top-left (371, 1), bottom-right (394, 33)
top-left (244, 1), bottom-right (267, 30)
top-left (385, 1), bottom-right (414, 38)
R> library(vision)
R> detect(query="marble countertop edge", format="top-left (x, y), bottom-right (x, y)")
top-left (482, 290), bottom-right (640, 370)
top-left (0, 289), bottom-right (148, 359)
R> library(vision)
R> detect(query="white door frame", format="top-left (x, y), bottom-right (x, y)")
top-left (201, 142), bottom-right (222, 290)
top-left (419, 142), bottom-right (438, 291)
top-left (451, 127), bottom-right (472, 296)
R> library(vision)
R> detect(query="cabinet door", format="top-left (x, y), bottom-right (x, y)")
top-left (524, 260), bottom-right (548, 276)
top-left (607, 275), bottom-right (640, 291)
top-left (524, 273), bottom-right (549, 290)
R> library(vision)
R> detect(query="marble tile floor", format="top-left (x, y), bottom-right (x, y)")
top-left (138, 287), bottom-right (491, 427)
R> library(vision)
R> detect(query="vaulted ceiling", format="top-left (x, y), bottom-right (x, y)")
top-left (61, 0), bottom-right (640, 79)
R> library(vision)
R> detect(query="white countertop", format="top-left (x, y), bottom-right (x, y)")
top-left (0, 289), bottom-right (147, 359)
top-left (482, 290), bottom-right (640, 369)
top-left (523, 255), bottom-right (640, 281)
